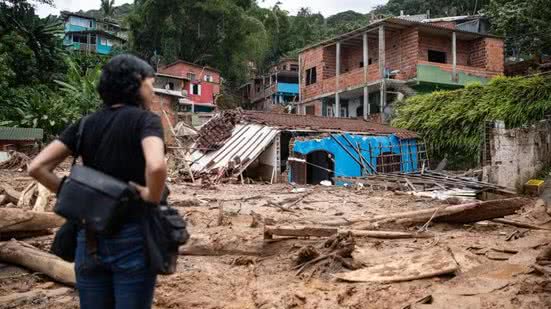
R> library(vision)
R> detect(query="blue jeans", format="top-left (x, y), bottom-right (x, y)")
top-left (75, 224), bottom-right (157, 309)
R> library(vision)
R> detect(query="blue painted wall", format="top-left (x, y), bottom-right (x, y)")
top-left (290, 134), bottom-right (419, 184)
top-left (277, 82), bottom-right (299, 94)
top-left (96, 35), bottom-right (112, 55)
top-left (66, 16), bottom-right (95, 31)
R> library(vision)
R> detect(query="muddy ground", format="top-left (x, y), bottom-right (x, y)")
top-left (1, 169), bottom-right (551, 309)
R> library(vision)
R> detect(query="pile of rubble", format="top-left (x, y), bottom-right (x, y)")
top-left (0, 151), bottom-right (30, 170)
top-left (194, 109), bottom-right (242, 151)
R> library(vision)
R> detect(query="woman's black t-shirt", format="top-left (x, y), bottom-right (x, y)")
top-left (58, 105), bottom-right (164, 186)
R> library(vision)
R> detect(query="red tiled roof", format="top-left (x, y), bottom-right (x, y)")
top-left (241, 111), bottom-right (417, 139)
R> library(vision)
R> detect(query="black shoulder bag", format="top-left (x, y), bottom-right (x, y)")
top-left (51, 116), bottom-right (138, 261)
top-left (142, 187), bottom-right (190, 275)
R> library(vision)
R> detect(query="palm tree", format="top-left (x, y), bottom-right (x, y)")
top-left (101, 0), bottom-right (116, 18)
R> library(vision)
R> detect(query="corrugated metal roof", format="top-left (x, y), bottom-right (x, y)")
top-left (191, 124), bottom-right (279, 175)
top-left (0, 127), bottom-right (43, 141)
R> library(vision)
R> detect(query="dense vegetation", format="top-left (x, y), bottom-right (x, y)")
top-left (392, 76), bottom-right (551, 168)
top-left (0, 0), bottom-right (104, 138)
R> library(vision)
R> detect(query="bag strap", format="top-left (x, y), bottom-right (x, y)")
top-left (73, 115), bottom-right (90, 166)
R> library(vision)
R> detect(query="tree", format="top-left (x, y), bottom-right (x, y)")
top-left (374, 0), bottom-right (490, 17)
top-left (0, 0), bottom-right (103, 137)
top-left (100, 0), bottom-right (116, 18)
top-left (128, 0), bottom-right (269, 86)
top-left (0, 0), bottom-right (65, 84)
top-left (484, 0), bottom-right (551, 60)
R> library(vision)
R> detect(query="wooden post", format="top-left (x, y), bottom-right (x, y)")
top-left (378, 25), bottom-right (386, 123)
top-left (336, 41), bottom-right (341, 118)
top-left (452, 31), bottom-right (457, 82)
top-left (363, 32), bottom-right (370, 120)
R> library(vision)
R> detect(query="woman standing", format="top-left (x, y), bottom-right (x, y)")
top-left (28, 54), bottom-right (167, 309)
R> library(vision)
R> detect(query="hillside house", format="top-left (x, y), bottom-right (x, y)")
top-left (61, 11), bottom-right (127, 55)
top-left (297, 17), bottom-right (504, 121)
top-left (240, 58), bottom-right (300, 112)
top-left (152, 60), bottom-right (221, 142)
top-left (0, 127), bottom-right (43, 150)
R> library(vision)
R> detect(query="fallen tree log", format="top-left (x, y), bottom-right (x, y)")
top-left (491, 218), bottom-right (551, 230)
top-left (1, 184), bottom-right (21, 204)
top-left (0, 240), bottom-right (75, 286)
top-left (263, 225), bottom-right (432, 239)
top-left (355, 198), bottom-right (530, 228)
top-left (179, 234), bottom-right (317, 257)
top-left (0, 208), bottom-right (64, 233)
top-left (180, 234), bottom-right (268, 256)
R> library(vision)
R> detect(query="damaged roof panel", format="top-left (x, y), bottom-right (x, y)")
top-left (241, 111), bottom-right (417, 139)
top-left (191, 124), bottom-right (280, 175)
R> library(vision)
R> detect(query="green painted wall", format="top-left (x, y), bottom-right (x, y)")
top-left (416, 64), bottom-right (490, 87)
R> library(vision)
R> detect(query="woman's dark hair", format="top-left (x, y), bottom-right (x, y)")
top-left (98, 54), bottom-right (155, 107)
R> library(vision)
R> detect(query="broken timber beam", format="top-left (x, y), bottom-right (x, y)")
top-left (354, 197), bottom-right (530, 228)
top-left (491, 218), bottom-right (551, 230)
top-left (1, 184), bottom-right (21, 204)
top-left (263, 225), bottom-right (432, 239)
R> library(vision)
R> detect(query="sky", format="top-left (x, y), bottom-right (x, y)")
top-left (36, 0), bottom-right (388, 18)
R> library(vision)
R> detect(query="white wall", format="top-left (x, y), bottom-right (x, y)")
top-left (348, 97), bottom-right (361, 118)
top-left (483, 120), bottom-right (551, 191)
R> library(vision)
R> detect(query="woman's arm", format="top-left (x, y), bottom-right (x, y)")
top-left (132, 136), bottom-right (167, 204)
top-left (28, 141), bottom-right (72, 193)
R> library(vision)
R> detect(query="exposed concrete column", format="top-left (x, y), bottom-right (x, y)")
top-left (336, 41), bottom-right (341, 118)
top-left (378, 25), bottom-right (386, 123)
top-left (452, 31), bottom-right (457, 82)
top-left (298, 54), bottom-right (302, 114)
top-left (363, 32), bottom-right (369, 120)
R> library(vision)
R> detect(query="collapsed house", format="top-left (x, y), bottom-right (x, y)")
top-left (190, 110), bottom-right (424, 185)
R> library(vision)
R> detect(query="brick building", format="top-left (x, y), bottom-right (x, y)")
top-left (240, 58), bottom-right (299, 112)
top-left (297, 17), bottom-right (504, 121)
top-left (151, 60), bottom-right (221, 143)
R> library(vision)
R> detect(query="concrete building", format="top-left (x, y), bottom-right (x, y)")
top-left (297, 17), bottom-right (504, 121)
top-left (151, 60), bottom-right (221, 143)
top-left (240, 58), bottom-right (299, 112)
top-left (61, 11), bottom-right (127, 55)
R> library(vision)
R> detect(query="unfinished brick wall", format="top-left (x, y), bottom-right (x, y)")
top-left (302, 48), bottom-right (324, 99)
top-left (398, 27), bottom-right (419, 80)
top-left (470, 38), bottom-right (487, 68)
top-left (485, 38), bottom-right (504, 73)
top-left (469, 37), bottom-right (504, 72)
top-left (150, 93), bottom-right (177, 144)
top-left (418, 33), bottom-right (471, 66)
top-left (303, 99), bottom-right (323, 116)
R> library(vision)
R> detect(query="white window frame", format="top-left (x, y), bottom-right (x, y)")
top-left (191, 83), bottom-right (202, 96)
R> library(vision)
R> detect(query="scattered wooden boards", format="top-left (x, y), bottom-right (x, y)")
top-left (334, 247), bottom-right (458, 283)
